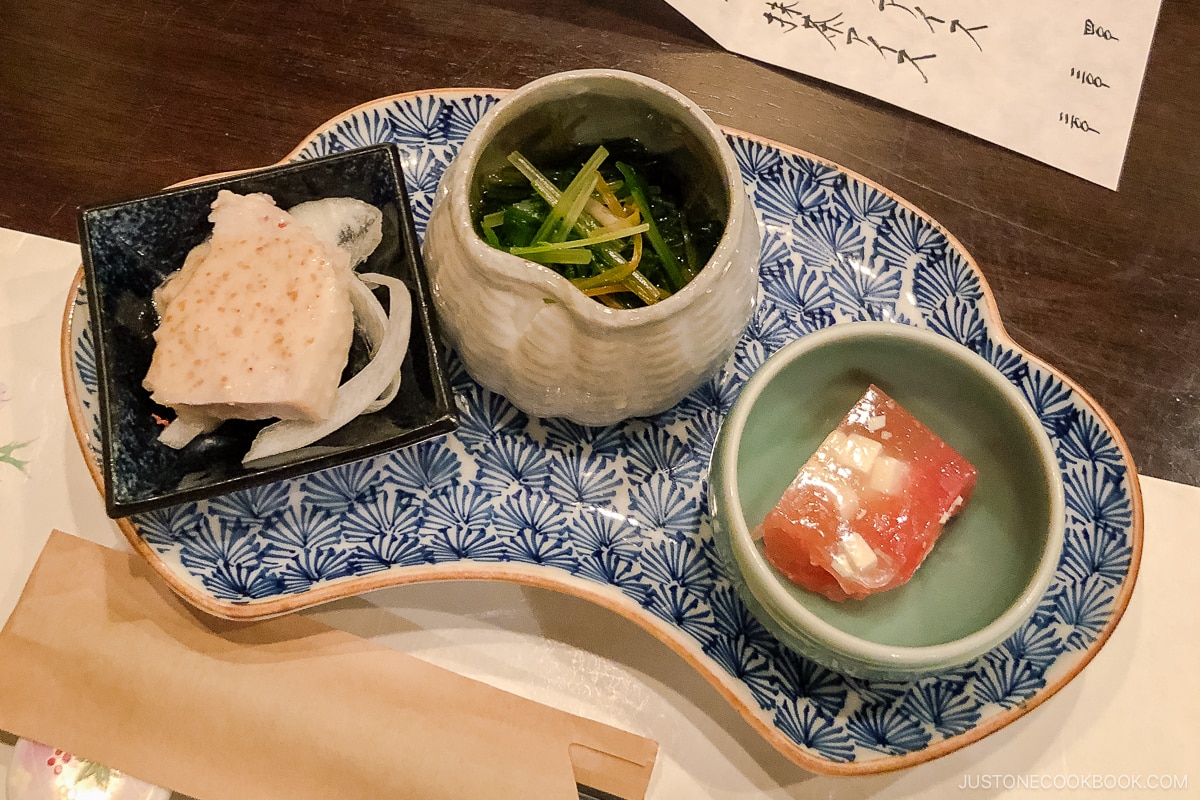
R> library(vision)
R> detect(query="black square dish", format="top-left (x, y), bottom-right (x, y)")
top-left (79, 144), bottom-right (457, 518)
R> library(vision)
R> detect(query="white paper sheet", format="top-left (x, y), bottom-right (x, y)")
top-left (0, 232), bottom-right (124, 629)
top-left (666, 0), bottom-right (1163, 188)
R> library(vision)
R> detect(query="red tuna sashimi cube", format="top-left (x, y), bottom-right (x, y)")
top-left (760, 385), bottom-right (977, 601)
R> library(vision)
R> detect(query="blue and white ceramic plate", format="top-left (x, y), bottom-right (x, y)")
top-left (62, 90), bottom-right (1142, 775)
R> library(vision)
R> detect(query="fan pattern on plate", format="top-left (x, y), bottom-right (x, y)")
top-left (70, 92), bottom-right (1135, 768)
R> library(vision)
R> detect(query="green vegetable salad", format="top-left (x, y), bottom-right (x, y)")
top-left (473, 140), bottom-right (724, 308)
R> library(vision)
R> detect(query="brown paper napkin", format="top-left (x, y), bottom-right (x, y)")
top-left (0, 531), bottom-right (658, 799)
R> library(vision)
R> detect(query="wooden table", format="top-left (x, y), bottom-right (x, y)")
top-left (2, 0), bottom-right (1196, 485)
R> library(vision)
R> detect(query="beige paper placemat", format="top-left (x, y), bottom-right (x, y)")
top-left (0, 531), bottom-right (658, 799)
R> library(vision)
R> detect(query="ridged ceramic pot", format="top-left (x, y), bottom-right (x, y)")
top-left (423, 69), bottom-right (761, 425)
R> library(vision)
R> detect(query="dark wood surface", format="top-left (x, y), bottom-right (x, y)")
top-left (3, 0), bottom-right (1196, 485)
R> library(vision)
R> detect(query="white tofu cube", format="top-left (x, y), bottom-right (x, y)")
top-left (832, 483), bottom-right (860, 519)
top-left (829, 532), bottom-right (879, 579)
top-left (828, 432), bottom-right (883, 473)
top-left (868, 455), bottom-right (906, 495)
top-left (803, 469), bottom-right (860, 519)
top-left (817, 430), bottom-right (849, 461)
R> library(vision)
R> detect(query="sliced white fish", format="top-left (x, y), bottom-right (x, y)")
top-left (145, 190), bottom-right (355, 446)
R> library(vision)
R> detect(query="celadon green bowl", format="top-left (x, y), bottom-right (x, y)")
top-left (709, 321), bottom-right (1065, 680)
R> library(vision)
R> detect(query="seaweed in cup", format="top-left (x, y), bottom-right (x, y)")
top-left (472, 139), bottom-right (724, 308)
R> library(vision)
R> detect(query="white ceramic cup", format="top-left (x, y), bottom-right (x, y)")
top-left (423, 69), bottom-right (761, 425)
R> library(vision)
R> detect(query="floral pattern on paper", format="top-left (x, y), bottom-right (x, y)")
top-left (0, 381), bottom-right (33, 474)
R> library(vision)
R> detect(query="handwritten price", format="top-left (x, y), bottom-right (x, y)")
top-left (1083, 19), bottom-right (1119, 41)
top-left (1059, 112), bottom-right (1100, 135)
top-left (1070, 67), bottom-right (1111, 88)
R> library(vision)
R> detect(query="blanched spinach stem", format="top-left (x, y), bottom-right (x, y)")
top-left (510, 223), bottom-right (649, 255)
top-left (616, 161), bottom-right (690, 292)
top-left (532, 146), bottom-right (608, 243)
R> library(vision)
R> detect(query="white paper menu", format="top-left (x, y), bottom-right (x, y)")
top-left (666, 0), bottom-right (1163, 188)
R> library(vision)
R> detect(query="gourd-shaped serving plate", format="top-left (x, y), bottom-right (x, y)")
top-left (62, 89), bottom-right (1142, 775)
